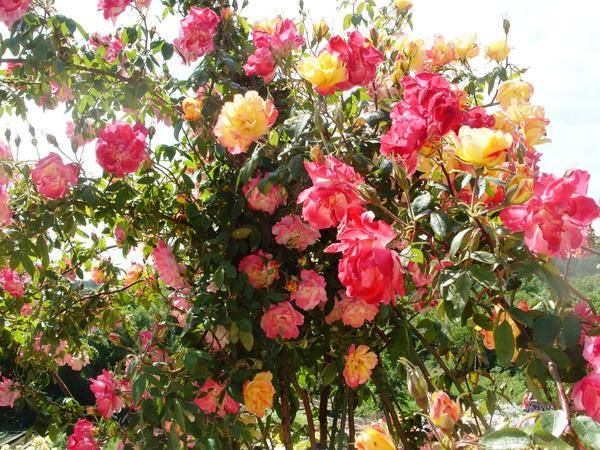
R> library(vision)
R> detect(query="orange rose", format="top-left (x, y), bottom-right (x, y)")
top-left (243, 371), bottom-right (275, 417)
top-left (429, 391), bottom-right (461, 432)
top-left (182, 97), bottom-right (203, 121)
top-left (343, 344), bottom-right (378, 388)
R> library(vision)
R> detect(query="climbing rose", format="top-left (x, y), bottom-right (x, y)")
top-left (356, 422), bottom-right (395, 450)
top-left (0, 140), bottom-right (12, 185)
top-left (0, 186), bottom-right (12, 227)
top-left (572, 373), bottom-right (600, 422)
top-left (343, 344), bottom-right (378, 388)
top-left (0, 375), bottom-right (19, 407)
top-left (238, 250), bottom-right (279, 289)
top-left (297, 51), bottom-right (348, 96)
top-left (98, 0), bottom-right (131, 21)
top-left (89, 370), bottom-right (126, 418)
top-left (297, 156), bottom-right (365, 229)
top-left (96, 121), bottom-right (147, 177)
top-left (243, 173), bottom-right (287, 215)
top-left (31, 153), bottom-right (79, 200)
top-left (429, 391), bottom-right (462, 432)
top-left (0, 0), bottom-right (30, 27)
top-left (326, 209), bottom-right (404, 305)
top-left (244, 47), bottom-right (276, 83)
top-left (324, 31), bottom-right (383, 90)
top-left (194, 379), bottom-right (239, 417)
top-left (497, 80), bottom-right (534, 110)
top-left (243, 371), bottom-right (275, 417)
top-left (326, 294), bottom-right (380, 328)
top-left (171, 292), bottom-right (191, 328)
top-left (453, 126), bottom-right (513, 168)
top-left (174, 7), bottom-right (220, 63)
top-left (151, 240), bottom-right (188, 289)
top-left (500, 170), bottom-right (600, 258)
top-left (583, 335), bottom-right (600, 372)
top-left (252, 18), bottom-right (304, 54)
top-left (89, 33), bottom-right (123, 63)
top-left (0, 268), bottom-right (26, 297)
top-left (67, 419), bottom-right (99, 450)
top-left (260, 301), bottom-right (304, 339)
top-left (290, 270), bottom-right (327, 310)
top-left (272, 215), bottom-right (320, 251)
top-left (214, 91), bottom-right (278, 154)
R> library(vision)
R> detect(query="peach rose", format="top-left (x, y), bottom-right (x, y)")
top-left (243, 371), bottom-right (275, 417)
top-left (238, 250), bottom-right (279, 289)
top-left (260, 301), bottom-right (304, 339)
top-left (343, 344), bottom-right (378, 388)
top-left (429, 391), bottom-right (461, 432)
top-left (31, 153), bottom-right (79, 200)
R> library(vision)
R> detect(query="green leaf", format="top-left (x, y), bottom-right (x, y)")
top-left (322, 363), bottom-right (338, 386)
top-left (535, 410), bottom-right (568, 437)
top-left (538, 263), bottom-right (569, 300)
top-left (411, 192), bottom-right (431, 215)
top-left (480, 428), bottom-right (531, 449)
top-left (494, 321), bottom-right (514, 366)
top-left (532, 431), bottom-right (572, 450)
top-left (450, 228), bottom-right (471, 256)
top-left (430, 212), bottom-right (447, 238)
top-left (470, 251), bottom-right (497, 264)
top-left (268, 129), bottom-right (279, 146)
top-left (573, 416), bottom-right (600, 450)
top-left (533, 315), bottom-right (561, 347)
top-left (561, 316), bottom-right (581, 347)
top-left (240, 331), bottom-right (254, 351)
top-left (161, 43), bottom-right (174, 60)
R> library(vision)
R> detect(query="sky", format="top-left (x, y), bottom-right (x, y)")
top-left (1, 0), bottom-right (600, 193)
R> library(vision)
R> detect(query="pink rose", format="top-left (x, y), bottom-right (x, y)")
top-left (573, 373), bottom-right (600, 422)
top-left (152, 240), bottom-right (188, 289)
top-left (290, 270), bottom-right (327, 310)
top-left (174, 7), bottom-right (221, 63)
top-left (31, 153), bottom-right (78, 200)
top-left (67, 419), bottom-right (99, 450)
top-left (66, 121), bottom-right (94, 149)
top-left (244, 47), bottom-right (276, 83)
top-left (297, 156), bottom-right (365, 229)
top-left (326, 209), bottom-right (404, 305)
top-left (96, 121), bottom-right (147, 177)
top-left (463, 106), bottom-right (495, 129)
top-left (500, 170), bottom-right (600, 258)
top-left (575, 301), bottom-right (600, 343)
top-left (98, 0), bottom-right (131, 21)
top-left (89, 33), bottom-right (123, 63)
top-left (20, 303), bottom-right (32, 315)
top-left (0, 140), bottom-right (12, 185)
top-left (194, 379), bottom-right (239, 417)
top-left (0, 0), bottom-right (30, 27)
top-left (135, 0), bottom-right (150, 7)
top-left (171, 291), bottom-right (191, 328)
top-left (0, 375), bottom-right (19, 408)
top-left (204, 325), bottom-right (230, 352)
top-left (253, 18), bottom-right (305, 54)
top-left (584, 335), bottom-right (600, 372)
top-left (0, 185), bottom-right (12, 227)
top-left (243, 173), bottom-right (287, 215)
top-left (0, 268), bottom-right (27, 297)
top-left (90, 370), bottom-right (127, 419)
top-left (114, 225), bottom-right (126, 245)
top-left (238, 250), bottom-right (279, 289)
top-left (260, 301), bottom-right (304, 339)
top-left (50, 81), bottom-right (74, 103)
top-left (326, 294), bottom-right (380, 328)
top-left (272, 214), bottom-right (320, 251)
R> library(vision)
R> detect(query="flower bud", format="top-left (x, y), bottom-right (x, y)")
top-left (406, 366), bottom-right (429, 411)
top-left (505, 172), bottom-right (533, 205)
top-left (309, 145), bottom-right (325, 163)
top-left (312, 20), bottom-right (329, 38)
top-left (429, 391), bottom-right (461, 433)
top-left (394, 0), bottom-right (413, 11)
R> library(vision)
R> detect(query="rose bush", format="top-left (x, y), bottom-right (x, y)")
top-left (1, 0), bottom-right (600, 449)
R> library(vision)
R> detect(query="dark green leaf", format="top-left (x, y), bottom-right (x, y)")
top-left (572, 415), bottom-right (600, 450)
top-left (494, 321), bottom-right (514, 366)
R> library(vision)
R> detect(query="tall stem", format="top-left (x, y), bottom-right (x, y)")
top-left (348, 390), bottom-right (356, 450)
top-left (319, 384), bottom-right (332, 447)
top-left (279, 368), bottom-right (294, 450)
top-left (291, 373), bottom-right (318, 449)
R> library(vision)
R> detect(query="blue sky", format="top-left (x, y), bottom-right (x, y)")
top-left (2, 0), bottom-right (599, 198)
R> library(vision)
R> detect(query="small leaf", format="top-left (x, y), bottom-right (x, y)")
top-left (532, 431), bottom-right (572, 450)
top-left (572, 415), bottom-right (600, 450)
top-left (411, 192), bottom-right (431, 215)
top-left (533, 315), bottom-right (561, 347)
top-left (480, 428), bottom-right (531, 449)
top-left (450, 228), bottom-right (471, 256)
top-left (494, 321), bottom-right (514, 366)
top-left (535, 410), bottom-right (568, 438)
top-left (470, 251), bottom-right (497, 264)
top-left (322, 363), bottom-right (338, 386)
top-left (430, 212), bottom-right (447, 237)
top-left (240, 331), bottom-right (254, 351)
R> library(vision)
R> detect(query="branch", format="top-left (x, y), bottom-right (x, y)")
top-left (348, 390), bottom-right (356, 450)
top-left (291, 373), bottom-right (318, 450)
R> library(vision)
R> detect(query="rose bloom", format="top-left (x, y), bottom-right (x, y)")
top-left (124, 263), bottom-right (143, 285)
top-left (252, 18), bottom-right (304, 54)
top-left (429, 391), bottom-right (462, 432)
top-left (174, 7), bottom-right (221, 63)
top-left (0, 185), bottom-right (12, 227)
top-left (324, 31), bottom-right (383, 90)
top-left (243, 173), bottom-right (287, 215)
top-left (394, 0), bottom-right (412, 11)
top-left (238, 250), bottom-right (279, 289)
top-left (0, 268), bottom-right (26, 297)
top-left (356, 422), bottom-right (395, 450)
top-left (463, 106), bottom-right (496, 129)
top-left (497, 80), bottom-right (534, 110)
top-left (243, 371), bottom-right (275, 417)
top-left (297, 156), bottom-right (365, 229)
top-left (89, 33), bottom-right (123, 64)
top-left (343, 344), bottom-right (378, 388)
top-left (453, 126), bottom-right (513, 168)
top-left (204, 325), bottom-right (230, 352)
top-left (485, 39), bottom-right (510, 62)
top-left (298, 51), bottom-right (348, 96)
top-left (0, 140), bottom-right (12, 185)
top-left (290, 270), bottom-right (327, 310)
top-left (182, 97), bottom-right (203, 121)
top-left (0, 375), bottom-right (19, 408)
top-left (453, 33), bottom-right (479, 60)
top-left (325, 210), bottom-right (404, 305)
top-left (31, 153), bottom-right (79, 200)
top-left (96, 121), bottom-right (148, 177)
top-left (500, 170), bottom-right (600, 258)
top-left (171, 291), bottom-right (191, 328)
top-left (152, 240), bottom-right (188, 289)
top-left (98, 0), bottom-right (131, 21)
top-left (135, 0), bottom-right (150, 7)
top-left (326, 294), bottom-right (380, 328)
top-left (426, 35), bottom-right (456, 68)
top-left (89, 370), bottom-right (126, 418)
top-left (244, 47), bottom-right (276, 83)
top-left (573, 373), bottom-right (600, 422)
top-left (91, 266), bottom-right (105, 285)
top-left (66, 121), bottom-right (94, 149)
top-left (272, 215), bottom-right (320, 251)
top-left (194, 379), bottom-right (239, 417)
top-left (260, 301), bottom-right (304, 339)
top-left (67, 419), bottom-right (99, 450)
top-left (213, 91), bottom-right (278, 154)
top-left (583, 335), bottom-right (600, 372)
top-left (0, 0), bottom-right (30, 27)
top-left (394, 35), bottom-right (427, 73)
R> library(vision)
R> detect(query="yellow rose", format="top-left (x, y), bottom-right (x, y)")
top-left (213, 91), bottom-right (278, 154)
top-left (454, 33), bottom-right (479, 60)
top-left (394, 35), bottom-right (426, 73)
top-left (497, 80), bottom-right (533, 110)
top-left (454, 126), bottom-right (513, 168)
top-left (495, 103), bottom-right (549, 147)
top-left (297, 51), bottom-right (348, 96)
top-left (356, 422), bottom-right (396, 450)
top-left (243, 371), bottom-right (275, 417)
top-left (343, 344), bottom-right (378, 388)
top-left (428, 35), bottom-right (456, 67)
top-left (505, 169), bottom-right (533, 205)
top-left (485, 39), bottom-right (510, 62)
top-left (312, 19), bottom-right (329, 38)
top-left (393, 0), bottom-right (413, 11)
top-left (182, 97), bottom-right (203, 121)
top-left (252, 16), bottom-right (281, 34)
